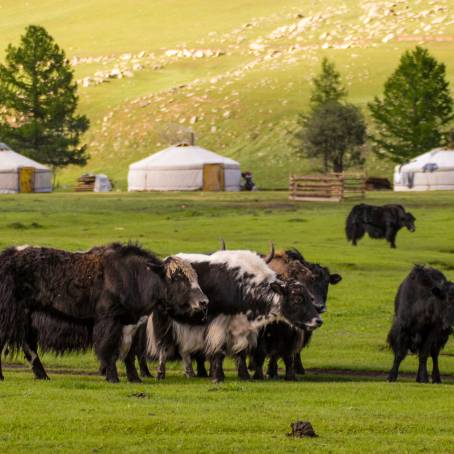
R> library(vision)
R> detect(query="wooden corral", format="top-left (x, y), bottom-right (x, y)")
top-left (289, 173), bottom-right (366, 202)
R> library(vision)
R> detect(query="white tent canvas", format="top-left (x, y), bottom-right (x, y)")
top-left (394, 148), bottom-right (454, 192)
top-left (128, 145), bottom-right (241, 191)
top-left (0, 143), bottom-right (52, 193)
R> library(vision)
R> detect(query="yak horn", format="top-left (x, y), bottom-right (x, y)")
top-left (220, 239), bottom-right (226, 250)
top-left (264, 242), bottom-right (275, 263)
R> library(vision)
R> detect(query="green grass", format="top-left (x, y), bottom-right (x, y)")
top-left (1, 190), bottom-right (454, 452)
top-left (1, 1), bottom-right (454, 188)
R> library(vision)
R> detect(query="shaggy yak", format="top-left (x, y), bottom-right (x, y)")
top-left (0, 243), bottom-right (208, 383)
top-left (387, 265), bottom-right (454, 383)
top-left (249, 248), bottom-right (341, 380)
top-left (346, 204), bottom-right (415, 248)
top-left (140, 248), bottom-right (323, 383)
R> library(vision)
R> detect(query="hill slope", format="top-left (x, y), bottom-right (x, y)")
top-left (1, 0), bottom-right (454, 188)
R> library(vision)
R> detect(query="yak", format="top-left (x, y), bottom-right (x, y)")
top-left (346, 204), bottom-right (415, 248)
top-left (142, 248), bottom-right (323, 383)
top-left (387, 265), bottom-right (454, 383)
top-left (249, 248), bottom-right (341, 380)
top-left (0, 243), bottom-right (208, 383)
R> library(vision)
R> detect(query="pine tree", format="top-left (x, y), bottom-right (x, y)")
top-left (368, 46), bottom-right (453, 164)
top-left (0, 25), bottom-right (89, 174)
top-left (310, 57), bottom-right (347, 109)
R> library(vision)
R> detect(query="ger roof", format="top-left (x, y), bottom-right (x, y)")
top-left (0, 144), bottom-right (49, 171)
top-left (129, 145), bottom-right (240, 171)
top-left (397, 148), bottom-right (454, 172)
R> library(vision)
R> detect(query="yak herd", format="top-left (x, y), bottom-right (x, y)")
top-left (0, 202), bottom-right (453, 384)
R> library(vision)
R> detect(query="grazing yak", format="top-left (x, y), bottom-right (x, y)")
top-left (0, 243), bottom-right (208, 383)
top-left (249, 249), bottom-right (342, 380)
top-left (387, 265), bottom-right (454, 383)
top-left (346, 204), bottom-right (415, 248)
top-left (143, 248), bottom-right (323, 383)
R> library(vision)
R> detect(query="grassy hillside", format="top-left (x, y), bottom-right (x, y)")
top-left (1, 191), bottom-right (454, 452)
top-left (1, 1), bottom-right (454, 188)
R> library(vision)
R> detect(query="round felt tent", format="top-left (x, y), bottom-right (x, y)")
top-left (0, 143), bottom-right (52, 193)
top-left (128, 144), bottom-right (241, 191)
top-left (394, 148), bottom-right (454, 191)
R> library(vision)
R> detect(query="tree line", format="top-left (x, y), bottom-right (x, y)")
top-left (294, 48), bottom-right (453, 173)
top-left (0, 25), bottom-right (453, 178)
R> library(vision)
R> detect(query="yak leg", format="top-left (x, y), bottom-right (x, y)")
top-left (195, 353), bottom-right (208, 377)
top-left (388, 349), bottom-right (407, 382)
top-left (211, 352), bottom-right (226, 383)
top-left (283, 355), bottom-right (297, 381)
top-left (157, 350), bottom-right (167, 380)
top-left (94, 318), bottom-right (122, 383)
top-left (124, 348), bottom-right (142, 383)
top-left (138, 355), bottom-right (152, 378)
top-left (294, 352), bottom-right (306, 375)
top-left (182, 353), bottom-right (195, 378)
top-left (385, 226), bottom-right (397, 249)
top-left (23, 337), bottom-right (49, 380)
top-left (235, 351), bottom-right (250, 380)
top-left (416, 354), bottom-right (429, 383)
top-left (431, 348), bottom-right (442, 384)
top-left (267, 355), bottom-right (280, 380)
top-left (251, 350), bottom-right (265, 380)
top-left (134, 323), bottom-right (152, 378)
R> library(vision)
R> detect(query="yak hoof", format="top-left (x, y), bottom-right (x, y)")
top-left (106, 376), bottom-right (120, 384)
top-left (285, 375), bottom-right (298, 382)
top-left (35, 374), bottom-right (50, 381)
top-left (127, 376), bottom-right (143, 384)
top-left (156, 373), bottom-right (165, 380)
top-left (185, 371), bottom-right (195, 379)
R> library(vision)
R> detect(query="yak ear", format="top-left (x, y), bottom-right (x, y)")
top-left (329, 273), bottom-right (342, 285)
top-left (147, 261), bottom-right (166, 278)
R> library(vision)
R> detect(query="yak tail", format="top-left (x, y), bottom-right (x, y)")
top-left (146, 314), bottom-right (159, 358)
top-left (0, 261), bottom-right (26, 355)
top-left (345, 204), bottom-right (364, 242)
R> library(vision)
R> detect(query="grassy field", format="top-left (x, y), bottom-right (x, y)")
top-left (1, 190), bottom-right (454, 452)
top-left (1, 1), bottom-right (453, 188)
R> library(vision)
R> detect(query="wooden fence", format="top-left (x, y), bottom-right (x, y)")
top-left (289, 173), bottom-right (366, 202)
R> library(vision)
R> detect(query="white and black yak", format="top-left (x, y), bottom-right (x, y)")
top-left (0, 243), bottom-right (208, 383)
top-left (387, 265), bottom-right (454, 383)
top-left (346, 204), bottom-right (415, 248)
top-left (142, 248), bottom-right (323, 383)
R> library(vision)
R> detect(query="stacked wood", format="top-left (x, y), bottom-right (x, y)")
top-left (289, 173), bottom-right (365, 202)
top-left (75, 175), bottom-right (96, 192)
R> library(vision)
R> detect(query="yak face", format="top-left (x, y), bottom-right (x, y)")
top-left (273, 279), bottom-right (323, 331)
top-left (278, 249), bottom-right (342, 314)
top-left (403, 212), bottom-right (416, 232)
top-left (163, 257), bottom-right (209, 320)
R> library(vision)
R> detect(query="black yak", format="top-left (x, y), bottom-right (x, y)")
top-left (346, 204), bottom-right (415, 248)
top-left (143, 249), bottom-right (323, 383)
top-left (0, 243), bottom-right (207, 383)
top-left (250, 249), bottom-right (341, 380)
top-left (387, 265), bottom-right (454, 383)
